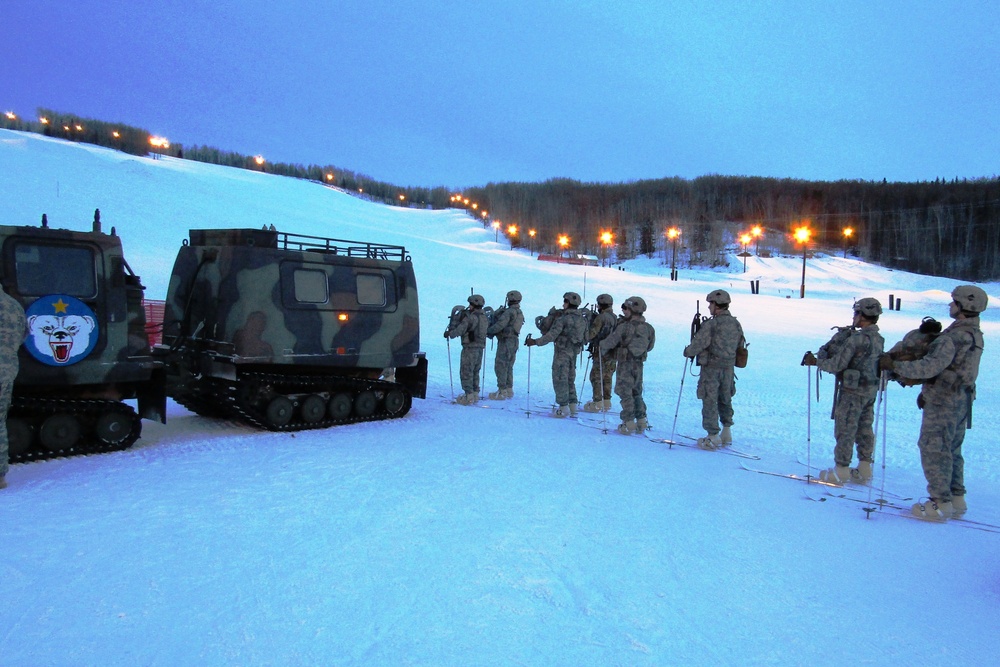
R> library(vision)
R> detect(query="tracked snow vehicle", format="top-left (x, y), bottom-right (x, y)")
top-left (1, 211), bottom-right (166, 462)
top-left (157, 227), bottom-right (427, 430)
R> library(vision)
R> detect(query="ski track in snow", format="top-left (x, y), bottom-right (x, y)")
top-left (1, 130), bottom-right (999, 666)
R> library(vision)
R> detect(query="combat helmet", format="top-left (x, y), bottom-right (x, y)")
top-left (596, 293), bottom-right (614, 308)
top-left (563, 291), bottom-right (582, 308)
top-left (952, 285), bottom-right (988, 313)
top-left (468, 294), bottom-right (485, 308)
top-left (506, 290), bottom-right (522, 304)
top-left (853, 297), bottom-right (882, 318)
top-left (623, 296), bottom-right (647, 314)
top-left (706, 289), bottom-right (731, 305)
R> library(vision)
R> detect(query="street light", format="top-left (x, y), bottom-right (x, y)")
top-left (751, 225), bottom-right (763, 255)
top-left (507, 224), bottom-right (518, 249)
top-left (599, 230), bottom-right (613, 267)
top-left (740, 233), bottom-right (752, 273)
top-left (558, 234), bottom-right (570, 262)
top-left (794, 225), bottom-right (812, 298)
top-left (529, 229), bottom-right (536, 256)
top-left (842, 226), bottom-right (854, 258)
top-left (492, 220), bottom-right (501, 242)
top-left (667, 227), bottom-right (680, 280)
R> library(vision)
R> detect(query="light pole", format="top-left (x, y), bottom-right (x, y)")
top-left (751, 225), bottom-right (763, 255)
top-left (740, 233), bottom-right (752, 273)
top-left (842, 226), bottom-right (854, 258)
top-left (667, 227), bottom-right (680, 280)
top-left (492, 220), bottom-right (501, 242)
top-left (529, 229), bottom-right (536, 256)
top-left (507, 224), bottom-right (518, 250)
top-left (794, 225), bottom-right (811, 298)
top-left (600, 230), bottom-right (613, 267)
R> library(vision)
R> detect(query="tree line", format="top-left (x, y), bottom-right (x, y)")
top-left (464, 176), bottom-right (1000, 281)
top-left (4, 108), bottom-right (998, 280)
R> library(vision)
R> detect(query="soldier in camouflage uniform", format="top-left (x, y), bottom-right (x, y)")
top-left (600, 296), bottom-right (655, 434)
top-left (487, 290), bottom-right (525, 400)
top-left (583, 293), bottom-right (618, 413)
top-left (801, 298), bottom-right (884, 485)
top-left (880, 285), bottom-right (987, 521)
top-left (0, 287), bottom-right (27, 489)
top-left (683, 289), bottom-right (744, 449)
top-left (445, 294), bottom-right (489, 405)
top-left (525, 292), bottom-right (588, 417)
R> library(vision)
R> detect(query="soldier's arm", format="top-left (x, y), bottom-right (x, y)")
top-left (893, 335), bottom-right (957, 380)
top-left (817, 334), bottom-right (859, 374)
top-left (599, 324), bottom-right (623, 354)
top-left (487, 309), bottom-right (509, 336)
top-left (534, 316), bottom-right (563, 346)
top-left (447, 317), bottom-right (470, 339)
top-left (683, 321), bottom-right (712, 358)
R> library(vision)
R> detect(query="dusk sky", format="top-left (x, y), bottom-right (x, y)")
top-left (4, 1), bottom-right (998, 188)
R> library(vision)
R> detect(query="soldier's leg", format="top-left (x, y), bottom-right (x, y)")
top-left (854, 390), bottom-right (877, 464)
top-left (698, 368), bottom-right (722, 435)
top-left (833, 391), bottom-right (863, 468)
top-left (567, 355), bottom-right (578, 405)
top-left (602, 357), bottom-right (617, 402)
top-left (552, 355), bottom-right (568, 406)
top-left (633, 365), bottom-right (647, 421)
top-left (0, 379), bottom-right (10, 480)
top-left (615, 362), bottom-right (636, 422)
top-left (950, 415), bottom-right (969, 499)
top-left (916, 401), bottom-right (960, 502)
top-left (459, 347), bottom-right (477, 394)
top-left (718, 366), bottom-right (736, 428)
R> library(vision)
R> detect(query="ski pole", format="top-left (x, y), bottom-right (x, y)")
top-left (669, 357), bottom-right (690, 448)
top-left (579, 352), bottom-right (591, 406)
top-left (598, 349), bottom-right (608, 433)
top-left (446, 336), bottom-right (454, 401)
top-left (806, 364), bottom-right (812, 480)
top-left (877, 371), bottom-right (890, 507)
top-left (481, 347), bottom-right (487, 401)
top-left (525, 334), bottom-right (532, 417)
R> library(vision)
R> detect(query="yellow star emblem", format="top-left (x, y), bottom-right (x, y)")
top-left (52, 298), bottom-right (69, 314)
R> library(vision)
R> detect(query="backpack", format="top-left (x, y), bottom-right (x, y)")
top-left (536, 307), bottom-right (560, 334)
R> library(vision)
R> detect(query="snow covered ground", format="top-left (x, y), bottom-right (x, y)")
top-left (1, 129), bottom-right (998, 666)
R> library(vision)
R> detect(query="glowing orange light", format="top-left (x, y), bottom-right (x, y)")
top-left (667, 227), bottom-right (680, 240)
top-left (529, 229), bottom-right (536, 238)
top-left (254, 155), bottom-right (265, 166)
top-left (492, 220), bottom-right (501, 230)
top-left (338, 313), bottom-right (349, 322)
top-left (112, 131), bottom-right (121, 139)
top-left (398, 194), bottom-right (406, 201)
top-left (794, 226), bottom-right (812, 244)
top-left (558, 234), bottom-right (570, 248)
top-left (481, 210), bottom-right (488, 218)
top-left (843, 227), bottom-right (854, 238)
top-left (149, 135), bottom-right (171, 149)
top-left (4, 111), bottom-right (16, 120)
top-left (326, 173), bottom-right (334, 181)
top-left (471, 203), bottom-right (478, 210)
top-left (507, 224), bottom-right (518, 236)
top-left (600, 231), bottom-right (613, 245)
top-left (74, 124), bottom-right (83, 131)
top-left (740, 233), bottom-right (752, 245)
top-left (752, 225), bottom-right (763, 238)
top-left (39, 116), bottom-right (50, 125)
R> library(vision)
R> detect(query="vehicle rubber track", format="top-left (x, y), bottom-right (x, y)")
top-left (8, 397), bottom-right (142, 464)
top-left (180, 370), bottom-right (413, 431)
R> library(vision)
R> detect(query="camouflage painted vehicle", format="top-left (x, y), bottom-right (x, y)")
top-left (1, 211), bottom-right (166, 462)
top-left (156, 227), bottom-right (427, 430)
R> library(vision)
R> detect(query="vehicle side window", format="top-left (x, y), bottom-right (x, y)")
top-left (356, 273), bottom-right (386, 306)
top-left (293, 269), bottom-right (329, 304)
top-left (14, 243), bottom-right (97, 297)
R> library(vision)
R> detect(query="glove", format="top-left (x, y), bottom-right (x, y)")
top-left (443, 328), bottom-right (450, 339)
top-left (801, 351), bottom-right (817, 366)
top-left (878, 353), bottom-right (895, 372)
top-left (917, 393), bottom-right (926, 410)
top-left (524, 337), bottom-right (537, 347)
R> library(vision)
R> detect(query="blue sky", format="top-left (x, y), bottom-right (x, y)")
top-left (3, 0), bottom-right (998, 188)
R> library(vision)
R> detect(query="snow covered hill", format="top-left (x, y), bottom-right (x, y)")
top-left (1, 129), bottom-right (998, 666)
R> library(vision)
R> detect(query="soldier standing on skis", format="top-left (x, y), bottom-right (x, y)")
top-left (445, 294), bottom-right (489, 405)
top-left (683, 289), bottom-right (744, 449)
top-left (583, 293), bottom-right (618, 413)
top-left (487, 290), bottom-right (525, 400)
top-left (600, 296), bottom-right (655, 435)
top-left (880, 285), bottom-right (987, 522)
top-left (801, 298), bottom-right (884, 485)
top-left (525, 291), bottom-right (588, 417)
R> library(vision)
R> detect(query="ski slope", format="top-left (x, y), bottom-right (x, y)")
top-left (1, 129), bottom-right (998, 666)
